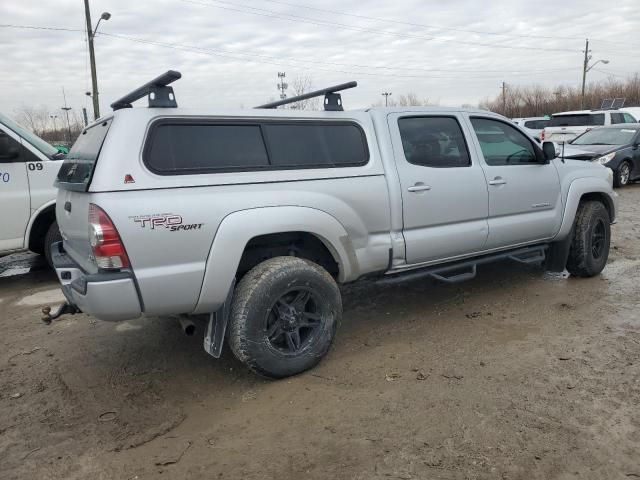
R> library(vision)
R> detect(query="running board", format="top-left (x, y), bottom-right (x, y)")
top-left (380, 245), bottom-right (548, 285)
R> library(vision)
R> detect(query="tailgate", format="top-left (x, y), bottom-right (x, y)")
top-left (55, 119), bottom-right (112, 273)
top-left (546, 128), bottom-right (583, 143)
top-left (56, 189), bottom-right (95, 273)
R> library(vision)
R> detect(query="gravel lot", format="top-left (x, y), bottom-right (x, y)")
top-left (1, 185), bottom-right (639, 480)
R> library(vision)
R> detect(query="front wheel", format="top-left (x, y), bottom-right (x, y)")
top-left (566, 201), bottom-right (610, 277)
top-left (228, 257), bottom-right (341, 378)
top-left (613, 161), bottom-right (631, 188)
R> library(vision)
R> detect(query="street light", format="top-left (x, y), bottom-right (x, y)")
top-left (581, 39), bottom-right (610, 108)
top-left (84, 0), bottom-right (111, 120)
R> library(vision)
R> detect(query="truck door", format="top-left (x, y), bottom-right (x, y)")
top-left (0, 128), bottom-right (30, 251)
top-left (466, 116), bottom-right (562, 249)
top-left (388, 113), bottom-right (489, 264)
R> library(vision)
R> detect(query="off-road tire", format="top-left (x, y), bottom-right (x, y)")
top-left (229, 256), bottom-right (341, 378)
top-left (566, 201), bottom-right (610, 277)
top-left (43, 221), bottom-right (62, 268)
top-left (613, 161), bottom-right (631, 188)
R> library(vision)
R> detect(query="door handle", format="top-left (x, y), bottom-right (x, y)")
top-left (407, 184), bottom-right (432, 192)
top-left (489, 177), bottom-right (507, 186)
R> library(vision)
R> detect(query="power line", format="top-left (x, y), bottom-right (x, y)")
top-left (253, 0), bottom-right (585, 42)
top-left (1, 23), bottom-right (635, 81)
top-left (181, 0), bottom-right (578, 53)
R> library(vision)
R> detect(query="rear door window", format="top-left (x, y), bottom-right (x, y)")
top-left (397, 116), bottom-right (471, 168)
top-left (524, 119), bottom-right (549, 129)
top-left (611, 113), bottom-right (625, 124)
top-left (56, 119), bottom-right (111, 191)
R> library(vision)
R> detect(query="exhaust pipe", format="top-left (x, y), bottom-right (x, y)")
top-left (178, 316), bottom-right (196, 336)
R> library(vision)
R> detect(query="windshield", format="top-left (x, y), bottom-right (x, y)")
top-left (0, 111), bottom-right (60, 158)
top-left (571, 127), bottom-right (638, 146)
top-left (549, 114), bottom-right (605, 127)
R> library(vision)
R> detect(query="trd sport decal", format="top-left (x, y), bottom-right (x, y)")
top-left (129, 214), bottom-right (204, 232)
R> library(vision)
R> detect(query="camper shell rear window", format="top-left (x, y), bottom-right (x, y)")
top-left (143, 119), bottom-right (369, 175)
top-left (56, 119), bottom-right (112, 191)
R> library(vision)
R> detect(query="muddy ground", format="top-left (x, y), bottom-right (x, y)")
top-left (1, 187), bottom-right (639, 480)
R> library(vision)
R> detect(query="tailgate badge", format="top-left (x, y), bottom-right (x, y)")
top-left (124, 174), bottom-right (135, 184)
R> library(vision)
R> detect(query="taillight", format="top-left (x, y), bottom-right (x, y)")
top-left (88, 203), bottom-right (130, 270)
top-left (541, 130), bottom-right (545, 141)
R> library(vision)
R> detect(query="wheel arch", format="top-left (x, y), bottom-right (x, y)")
top-left (554, 178), bottom-right (616, 241)
top-left (25, 200), bottom-right (56, 254)
top-left (193, 206), bottom-right (358, 314)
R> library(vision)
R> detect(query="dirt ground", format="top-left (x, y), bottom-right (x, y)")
top-left (1, 187), bottom-right (639, 480)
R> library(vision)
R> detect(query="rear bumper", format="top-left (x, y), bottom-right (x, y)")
top-left (51, 242), bottom-right (142, 322)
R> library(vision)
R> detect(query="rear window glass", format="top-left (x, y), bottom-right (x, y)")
top-left (144, 121), bottom-right (369, 174)
top-left (56, 119), bottom-right (111, 190)
top-left (524, 119), bottom-right (549, 129)
top-left (146, 124), bottom-right (269, 173)
top-left (549, 114), bottom-right (605, 127)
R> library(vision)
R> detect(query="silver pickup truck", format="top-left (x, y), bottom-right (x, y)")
top-left (48, 72), bottom-right (617, 378)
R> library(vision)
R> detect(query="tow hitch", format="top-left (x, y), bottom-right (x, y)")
top-left (41, 303), bottom-right (80, 325)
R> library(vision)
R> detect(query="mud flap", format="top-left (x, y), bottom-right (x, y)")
top-left (545, 233), bottom-right (573, 273)
top-left (203, 279), bottom-right (235, 358)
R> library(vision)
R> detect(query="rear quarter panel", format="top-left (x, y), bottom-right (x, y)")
top-left (89, 109), bottom-right (392, 316)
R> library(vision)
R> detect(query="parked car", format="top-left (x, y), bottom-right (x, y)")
top-left (511, 116), bottom-right (550, 142)
top-left (0, 112), bottom-right (64, 266)
top-left (48, 72), bottom-right (617, 378)
top-left (621, 107), bottom-right (640, 122)
top-left (542, 109), bottom-right (636, 144)
top-left (561, 124), bottom-right (640, 187)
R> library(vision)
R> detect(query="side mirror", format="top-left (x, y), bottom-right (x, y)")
top-left (0, 147), bottom-right (20, 161)
top-left (542, 141), bottom-right (556, 162)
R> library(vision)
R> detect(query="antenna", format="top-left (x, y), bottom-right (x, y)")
top-left (256, 81), bottom-right (357, 111)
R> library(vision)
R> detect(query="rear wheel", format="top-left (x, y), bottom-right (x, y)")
top-left (43, 221), bottom-right (62, 268)
top-left (566, 201), bottom-right (610, 277)
top-left (229, 256), bottom-right (341, 378)
top-left (614, 161), bottom-right (631, 188)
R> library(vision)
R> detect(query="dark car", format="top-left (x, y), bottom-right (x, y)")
top-left (564, 124), bottom-right (640, 187)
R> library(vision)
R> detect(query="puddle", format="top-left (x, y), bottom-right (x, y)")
top-left (16, 289), bottom-right (65, 307)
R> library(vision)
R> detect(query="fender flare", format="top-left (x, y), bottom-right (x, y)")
top-left (554, 177), bottom-right (616, 241)
top-left (193, 206), bottom-right (358, 314)
top-left (24, 200), bottom-right (56, 248)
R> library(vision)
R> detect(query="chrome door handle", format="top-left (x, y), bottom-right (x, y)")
top-left (407, 184), bottom-right (432, 192)
top-left (489, 177), bottom-right (506, 186)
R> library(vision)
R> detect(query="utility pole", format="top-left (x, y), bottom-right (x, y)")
top-left (581, 39), bottom-right (590, 109)
top-left (501, 81), bottom-right (507, 115)
top-left (83, 1), bottom-right (111, 120)
top-left (61, 87), bottom-right (73, 143)
top-left (277, 72), bottom-right (288, 100)
top-left (381, 92), bottom-right (392, 106)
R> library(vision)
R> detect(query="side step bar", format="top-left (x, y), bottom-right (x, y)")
top-left (380, 245), bottom-right (548, 285)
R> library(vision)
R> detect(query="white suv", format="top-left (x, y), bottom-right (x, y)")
top-left (0, 112), bottom-right (63, 266)
top-left (542, 109), bottom-right (637, 144)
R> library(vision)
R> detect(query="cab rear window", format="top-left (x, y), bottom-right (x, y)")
top-left (143, 120), bottom-right (369, 174)
top-left (56, 120), bottom-right (112, 191)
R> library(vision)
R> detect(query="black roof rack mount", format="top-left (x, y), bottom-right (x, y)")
top-left (111, 70), bottom-right (182, 111)
top-left (256, 81), bottom-right (357, 111)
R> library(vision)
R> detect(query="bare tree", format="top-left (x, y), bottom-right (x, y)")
top-left (288, 75), bottom-right (320, 110)
top-left (479, 73), bottom-right (640, 117)
top-left (11, 105), bottom-right (85, 145)
top-left (371, 92), bottom-right (435, 107)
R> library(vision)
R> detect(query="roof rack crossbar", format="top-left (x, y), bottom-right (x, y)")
top-left (255, 81), bottom-right (357, 111)
top-left (111, 70), bottom-right (182, 111)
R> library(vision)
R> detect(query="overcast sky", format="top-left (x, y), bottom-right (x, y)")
top-left (1, 0), bottom-right (639, 119)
